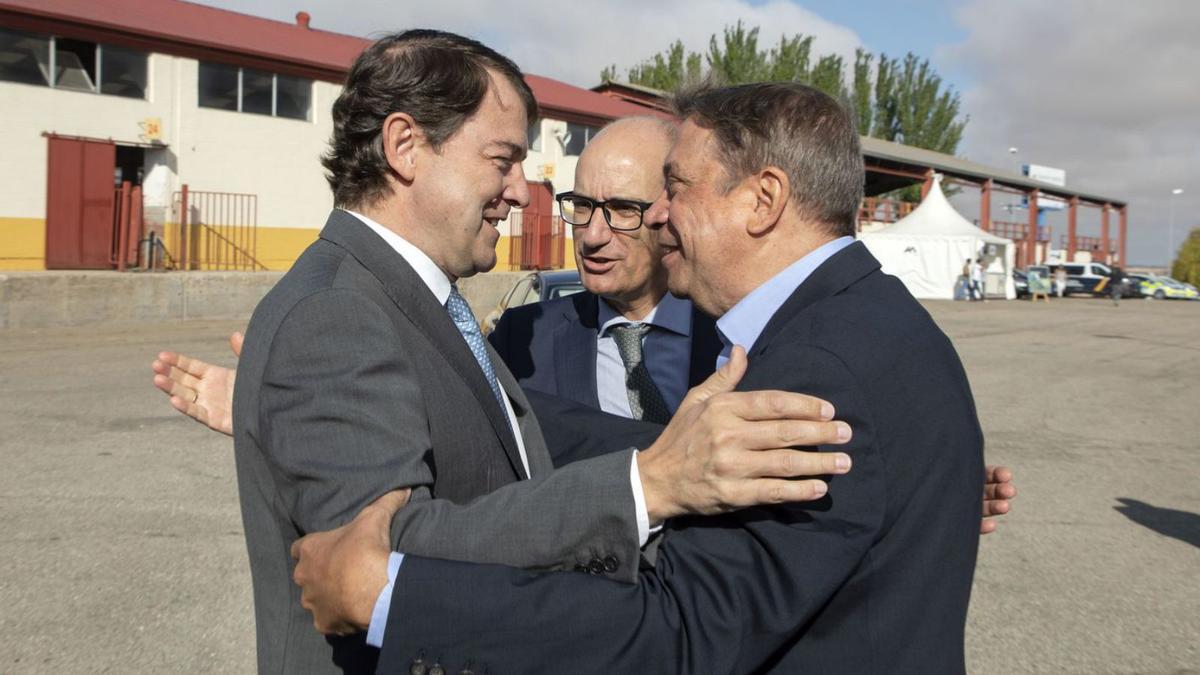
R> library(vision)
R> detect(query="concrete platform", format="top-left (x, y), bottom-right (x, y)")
top-left (1, 298), bottom-right (1196, 673)
top-left (0, 269), bottom-right (529, 330)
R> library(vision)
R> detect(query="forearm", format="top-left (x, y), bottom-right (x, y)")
top-left (525, 388), bottom-right (662, 467)
top-left (388, 448), bottom-right (642, 580)
top-left (380, 499), bottom-right (879, 675)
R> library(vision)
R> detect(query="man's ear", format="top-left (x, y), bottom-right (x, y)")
top-left (746, 166), bottom-right (789, 237)
top-left (381, 112), bottom-right (420, 183)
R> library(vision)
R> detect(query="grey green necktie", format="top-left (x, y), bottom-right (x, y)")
top-left (609, 322), bottom-right (671, 424)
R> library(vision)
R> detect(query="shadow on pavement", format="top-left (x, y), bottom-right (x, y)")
top-left (1114, 498), bottom-right (1200, 549)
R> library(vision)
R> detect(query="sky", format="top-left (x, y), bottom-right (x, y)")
top-left (194, 0), bottom-right (1199, 266)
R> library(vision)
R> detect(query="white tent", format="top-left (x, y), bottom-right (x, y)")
top-left (860, 176), bottom-right (1017, 300)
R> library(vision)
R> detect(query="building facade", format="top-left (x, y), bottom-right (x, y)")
top-left (0, 0), bottom-right (659, 272)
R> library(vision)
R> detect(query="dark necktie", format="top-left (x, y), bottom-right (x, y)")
top-left (609, 323), bottom-right (671, 424)
top-left (445, 284), bottom-right (506, 412)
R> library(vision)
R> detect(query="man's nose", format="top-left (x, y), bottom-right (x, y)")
top-left (578, 209), bottom-right (613, 249)
top-left (505, 165), bottom-right (531, 208)
top-left (644, 189), bottom-right (670, 230)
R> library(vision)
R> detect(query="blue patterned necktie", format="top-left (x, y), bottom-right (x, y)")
top-left (445, 284), bottom-right (506, 412)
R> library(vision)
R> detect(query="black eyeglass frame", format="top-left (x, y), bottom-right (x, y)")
top-left (555, 191), bottom-right (654, 232)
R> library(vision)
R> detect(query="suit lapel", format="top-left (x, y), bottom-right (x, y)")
top-left (318, 210), bottom-right (525, 479)
top-left (750, 241), bottom-right (882, 359)
top-left (554, 293), bottom-right (600, 408)
top-left (491, 349), bottom-right (547, 479)
top-left (687, 307), bottom-right (723, 387)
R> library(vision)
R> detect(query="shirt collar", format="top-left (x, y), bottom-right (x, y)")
top-left (343, 208), bottom-right (453, 305)
top-left (716, 236), bottom-right (855, 357)
top-left (598, 291), bottom-right (693, 338)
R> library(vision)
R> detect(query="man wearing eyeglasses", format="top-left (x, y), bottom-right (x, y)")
top-left (488, 117), bottom-right (723, 428)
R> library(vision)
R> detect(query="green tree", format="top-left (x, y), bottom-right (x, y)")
top-left (604, 24), bottom-right (969, 198)
top-left (602, 40), bottom-right (700, 91)
top-left (1172, 227), bottom-right (1200, 287)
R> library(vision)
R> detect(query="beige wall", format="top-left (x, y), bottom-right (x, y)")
top-left (0, 50), bottom-right (594, 272)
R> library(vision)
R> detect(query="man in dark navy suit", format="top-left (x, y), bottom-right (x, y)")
top-left (489, 117), bottom-right (722, 424)
top-left (292, 83), bottom-right (992, 674)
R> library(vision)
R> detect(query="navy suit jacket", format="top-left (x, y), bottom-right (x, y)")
top-left (488, 290), bottom-right (723, 410)
top-left (381, 243), bottom-right (984, 674)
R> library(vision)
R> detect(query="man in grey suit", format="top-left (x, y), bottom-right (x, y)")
top-left (227, 30), bottom-right (850, 674)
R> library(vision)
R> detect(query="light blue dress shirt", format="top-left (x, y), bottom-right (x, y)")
top-left (716, 237), bottom-right (855, 367)
top-left (596, 291), bottom-right (694, 417)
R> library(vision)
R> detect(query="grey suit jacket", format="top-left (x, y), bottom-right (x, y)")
top-left (232, 210), bottom-right (642, 674)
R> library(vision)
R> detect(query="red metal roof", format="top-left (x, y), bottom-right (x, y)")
top-left (0, 0), bottom-right (667, 122)
top-left (526, 74), bottom-right (670, 125)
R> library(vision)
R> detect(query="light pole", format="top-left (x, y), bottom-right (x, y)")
top-left (1168, 188), bottom-right (1183, 268)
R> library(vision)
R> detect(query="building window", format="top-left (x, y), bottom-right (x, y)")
top-left (100, 45), bottom-right (149, 98)
top-left (275, 74), bottom-right (311, 120)
top-left (0, 28), bottom-right (49, 85)
top-left (564, 122), bottom-right (600, 156)
top-left (198, 62), bottom-right (312, 121)
top-left (528, 119), bottom-right (542, 152)
top-left (0, 29), bottom-right (146, 98)
top-left (198, 62), bottom-right (238, 110)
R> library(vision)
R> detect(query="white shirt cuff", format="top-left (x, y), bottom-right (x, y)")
top-left (630, 451), bottom-right (663, 547)
top-left (365, 551), bottom-right (404, 648)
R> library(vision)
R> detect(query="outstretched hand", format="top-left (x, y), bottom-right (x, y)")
top-left (151, 332), bottom-right (242, 436)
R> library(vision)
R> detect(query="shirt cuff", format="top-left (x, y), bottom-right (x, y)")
top-left (630, 451), bottom-right (662, 547)
top-left (365, 551), bottom-right (404, 648)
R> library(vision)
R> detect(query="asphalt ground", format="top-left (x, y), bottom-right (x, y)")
top-left (0, 296), bottom-right (1197, 673)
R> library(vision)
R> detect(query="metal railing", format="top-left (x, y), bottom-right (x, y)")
top-left (170, 185), bottom-right (266, 271)
top-left (507, 210), bottom-right (565, 271)
top-left (111, 181), bottom-right (143, 271)
top-left (857, 198), bottom-right (915, 228)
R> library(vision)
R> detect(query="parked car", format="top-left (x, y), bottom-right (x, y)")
top-left (1013, 268), bottom-right (1029, 297)
top-left (1052, 262), bottom-right (1138, 297)
top-left (1126, 273), bottom-right (1160, 298)
top-left (1146, 275), bottom-right (1200, 300)
top-left (480, 270), bottom-right (585, 334)
top-left (1019, 266), bottom-right (1082, 296)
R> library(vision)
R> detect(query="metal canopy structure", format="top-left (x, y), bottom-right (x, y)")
top-left (860, 135), bottom-right (1129, 267)
top-left (862, 136), bottom-right (1124, 207)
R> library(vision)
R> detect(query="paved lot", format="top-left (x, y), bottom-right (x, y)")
top-left (1, 298), bottom-right (1197, 673)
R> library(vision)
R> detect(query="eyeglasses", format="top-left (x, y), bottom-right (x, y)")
top-left (556, 191), bottom-right (653, 232)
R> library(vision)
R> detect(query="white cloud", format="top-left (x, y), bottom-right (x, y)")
top-left (946, 0), bottom-right (1200, 265)
top-left (192, 0), bottom-right (861, 87)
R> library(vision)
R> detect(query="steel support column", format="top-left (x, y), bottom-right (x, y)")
top-left (1118, 206), bottom-right (1128, 266)
top-left (1101, 204), bottom-right (1111, 264)
top-left (980, 179), bottom-right (992, 232)
top-left (1026, 189), bottom-right (1039, 266)
top-left (1067, 196), bottom-right (1079, 262)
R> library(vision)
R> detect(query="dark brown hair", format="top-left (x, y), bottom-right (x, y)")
top-left (322, 30), bottom-right (537, 209)
top-left (673, 82), bottom-right (864, 237)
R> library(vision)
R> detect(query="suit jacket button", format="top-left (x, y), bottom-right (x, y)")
top-left (428, 665), bottom-right (445, 675)
top-left (603, 555), bottom-right (619, 573)
top-left (410, 661), bottom-right (427, 675)
top-left (588, 559), bottom-right (605, 575)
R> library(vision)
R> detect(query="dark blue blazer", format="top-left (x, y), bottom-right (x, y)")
top-left (488, 290), bottom-right (723, 410)
top-left (382, 242), bottom-right (984, 674)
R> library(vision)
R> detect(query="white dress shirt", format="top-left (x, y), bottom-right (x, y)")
top-left (342, 210), bottom-right (654, 648)
top-left (347, 209), bottom-right (532, 477)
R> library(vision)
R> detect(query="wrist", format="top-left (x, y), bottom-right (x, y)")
top-left (636, 444), bottom-right (675, 523)
top-left (347, 548), bottom-right (391, 630)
